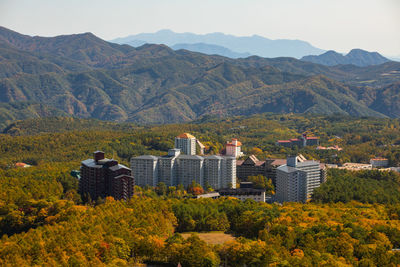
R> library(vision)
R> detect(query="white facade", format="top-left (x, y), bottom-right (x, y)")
top-left (131, 151), bottom-right (236, 189)
top-left (225, 138), bottom-right (244, 158)
top-left (175, 133), bottom-right (196, 155)
top-left (158, 149), bottom-right (181, 186)
top-left (176, 155), bottom-right (204, 188)
top-left (276, 156), bottom-right (321, 203)
top-left (130, 155), bottom-right (159, 187)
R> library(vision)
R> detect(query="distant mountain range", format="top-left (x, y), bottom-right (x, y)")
top-left (111, 29), bottom-right (325, 59)
top-left (171, 43), bottom-right (251, 58)
top-left (301, 49), bottom-right (390, 67)
top-left (112, 30), bottom-right (393, 67)
top-left (0, 26), bottom-right (399, 130)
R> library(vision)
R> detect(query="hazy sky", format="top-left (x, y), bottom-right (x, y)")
top-left (1, 0), bottom-right (399, 56)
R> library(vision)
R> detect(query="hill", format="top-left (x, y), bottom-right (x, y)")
top-left (301, 49), bottom-right (391, 67)
top-left (0, 27), bottom-right (399, 126)
top-left (111, 29), bottom-right (325, 59)
top-left (171, 43), bottom-right (251, 58)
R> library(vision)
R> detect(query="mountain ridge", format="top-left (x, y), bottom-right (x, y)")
top-left (301, 49), bottom-right (390, 67)
top-left (111, 29), bottom-right (325, 59)
top-left (0, 26), bottom-right (399, 129)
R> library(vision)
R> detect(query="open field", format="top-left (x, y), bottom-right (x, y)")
top-left (180, 232), bottom-right (235, 245)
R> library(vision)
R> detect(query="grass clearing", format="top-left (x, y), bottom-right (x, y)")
top-left (180, 231), bottom-right (235, 245)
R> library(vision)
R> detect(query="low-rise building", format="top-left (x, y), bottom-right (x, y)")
top-left (195, 192), bottom-right (220, 199)
top-left (218, 182), bottom-right (266, 202)
top-left (370, 158), bottom-right (389, 168)
top-left (277, 133), bottom-right (319, 147)
top-left (338, 163), bottom-right (372, 171)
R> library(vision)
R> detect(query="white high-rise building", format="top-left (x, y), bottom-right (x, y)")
top-left (276, 156), bottom-right (321, 203)
top-left (204, 155), bottom-right (223, 189)
top-left (175, 133), bottom-right (196, 155)
top-left (176, 155), bottom-right (204, 188)
top-left (222, 156), bottom-right (237, 189)
top-left (131, 153), bottom-right (236, 189)
top-left (130, 155), bottom-right (159, 187)
top-left (158, 149), bottom-right (180, 186)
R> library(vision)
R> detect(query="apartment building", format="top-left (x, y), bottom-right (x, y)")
top-left (80, 151), bottom-right (134, 200)
top-left (130, 150), bottom-right (236, 189)
top-left (130, 155), bottom-right (159, 187)
top-left (175, 133), bottom-right (196, 155)
top-left (275, 155), bottom-right (322, 203)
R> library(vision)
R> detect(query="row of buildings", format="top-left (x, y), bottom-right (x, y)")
top-left (130, 133), bottom-right (240, 190)
top-left (277, 133), bottom-right (319, 147)
top-left (79, 133), bottom-right (327, 203)
top-left (236, 154), bottom-right (326, 203)
top-left (131, 148), bottom-right (236, 190)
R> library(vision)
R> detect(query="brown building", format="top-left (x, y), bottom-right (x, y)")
top-left (237, 154), bottom-right (317, 187)
top-left (237, 155), bottom-right (266, 180)
top-left (80, 151), bottom-right (134, 201)
top-left (236, 155), bottom-right (286, 186)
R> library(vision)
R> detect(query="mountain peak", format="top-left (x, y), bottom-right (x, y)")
top-left (302, 49), bottom-right (390, 67)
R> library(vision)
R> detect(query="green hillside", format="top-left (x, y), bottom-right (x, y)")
top-left (0, 26), bottom-right (399, 125)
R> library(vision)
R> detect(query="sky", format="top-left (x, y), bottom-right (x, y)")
top-left (0, 0), bottom-right (399, 57)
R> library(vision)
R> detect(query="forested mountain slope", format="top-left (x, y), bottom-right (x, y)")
top-left (0, 26), bottom-right (399, 125)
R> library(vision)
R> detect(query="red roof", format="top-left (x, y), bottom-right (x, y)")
top-left (269, 159), bottom-right (287, 166)
top-left (277, 140), bottom-right (291, 143)
top-left (176, 133), bottom-right (195, 139)
top-left (226, 140), bottom-right (242, 146)
top-left (15, 162), bottom-right (29, 167)
top-left (236, 160), bottom-right (244, 165)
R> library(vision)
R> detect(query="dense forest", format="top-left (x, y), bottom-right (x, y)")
top-left (1, 115), bottom-right (400, 266)
top-left (2, 114), bottom-right (400, 166)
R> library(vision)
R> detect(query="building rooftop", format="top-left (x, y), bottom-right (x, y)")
top-left (277, 165), bottom-right (298, 173)
top-left (109, 164), bottom-right (130, 172)
top-left (114, 174), bottom-right (134, 180)
top-left (15, 162), bottom-right (31, 168)
top-left (177, 154), bottom-right (204, 160)
top-left (132, 155), bottom-right (159, 160)
top-left (296, 160), bottom-right (320, 167)
top-left (176, 133), bottom-right (195, 139)
top-left (206, 155), bottom-right (224, 160)
top-left (218, 188), bottom-right (266, 194)
top-left (81, 159), bottom-right (103, 168)
top-left (267, 158), bottom-right (287, 166)
top-left (195, 192), bottom-right (220, 199)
